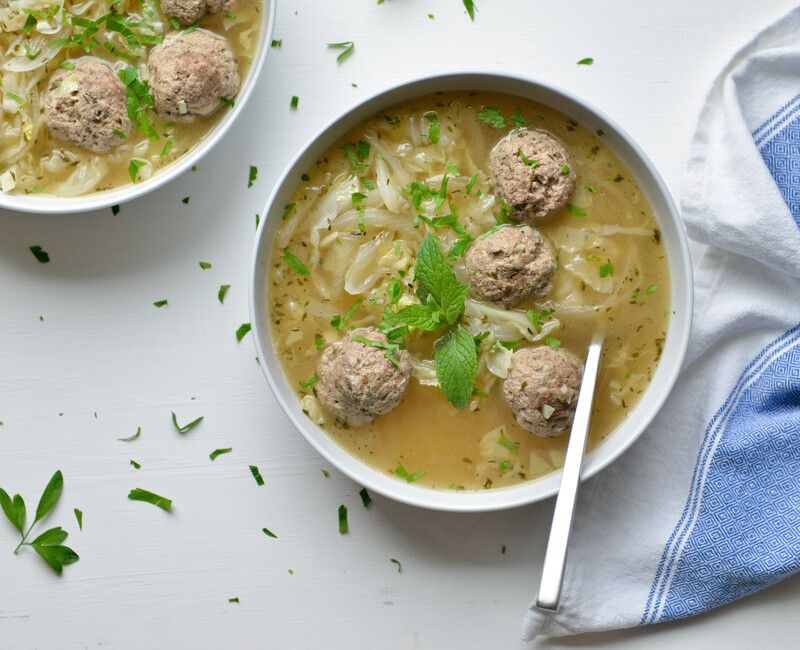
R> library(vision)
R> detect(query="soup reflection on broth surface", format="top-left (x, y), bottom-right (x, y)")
top-left (0, 0), bottom-right (262, 196)
top-left (268, 91), bottom-right (670, 491)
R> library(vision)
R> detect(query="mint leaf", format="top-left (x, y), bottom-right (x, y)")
top-left (415, 234), bottom-right (468, 325)
top-left (434, 325), bottom-right (478, 409)
top-left (31, 526), bottom-right (68, 546)
top-left (477, 106), bottom-right (505, 128)
top-left (393, 303), bottom-right (441, 330)
top-left (34, 470), bottom-right (63, 524)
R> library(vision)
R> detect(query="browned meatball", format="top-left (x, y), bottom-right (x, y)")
top-left (42, 58), bottom-right (130, 153)
top-left (316, 327), bottom-right (411, 425)
top-left (502, 346), bottom-right (583, 437)
top-left (465, 225), bottom-right (555, 306)
top-left (147, 30), bottom-right (239, 122)
top-left (489, 129), bottom-right (576, 221)
top-left (160, 0), bottom-right (233, 26)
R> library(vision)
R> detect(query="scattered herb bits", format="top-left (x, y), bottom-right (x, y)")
top-left (73, 508), bottom-right (83, 530)
top-left (262, 527), bottom-right (277, 539)
top-left (130, 460), bottom-right (142, 469)
top-left (171, 411), bottom-right (204, 434)
top-left (229, 596), bottom-right (240, 603)
top-left (29, 245), bottom-right (50, 263)
top-left (236, 323), bottom-right (252, 343)
top-left (198, 261), bottom-right (211, 269)
top-left (390, 558), bottom-right (402, 573)
top-left (338, 504), bottom-right (348, 534)
top-left (249, 465), bottom-right (265, 486)
top-left (577, 57), bottom-right (594, 65)
top-left (359, 487), bottom-right (372, 508)
top-left (218, 284), bottom-right (230, 305)
top-left (128, 488), bottom-right (172, 511)
top-left (463, 0), bottom-right (476, 21)
top-left (209, 448), bottom-right (232, 461)
top-left (290, 95), bottom-right (299, 110)
top-left (283, 249), bottom-right (310, 276)
top-left (247, 165), bottom-right (258, 188)
top-left (153, 299), bottom-right (168, 308)
top-left (118, 426), bottom-right (141, 442)
top-left (328, 40), bottom-right (354, 63)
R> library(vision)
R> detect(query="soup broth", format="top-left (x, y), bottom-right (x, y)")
top-left (0, 0), bottom-right (262, 196)
top-left (268, 91), bottom-right (670, 490)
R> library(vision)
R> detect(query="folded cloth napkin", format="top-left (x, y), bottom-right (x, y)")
top-left (524, 6), bottom-right (800, 640)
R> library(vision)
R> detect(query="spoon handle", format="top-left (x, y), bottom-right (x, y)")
top-left (536, 332), bottom-right (605, 611)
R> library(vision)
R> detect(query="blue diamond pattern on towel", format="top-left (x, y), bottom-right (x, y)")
top-left (657, 328), bottom-right (800, 621)
top-left (759, 114), bottom-right (800, 230)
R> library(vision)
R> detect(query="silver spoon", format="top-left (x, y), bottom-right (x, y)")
top-left (536, 331), bottom-right (605, 611)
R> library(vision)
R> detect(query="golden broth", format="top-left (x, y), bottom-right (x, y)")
top-left (268, 91), bottom-right (670, 490)
top-left (0, 0), bottom-right (262, 196)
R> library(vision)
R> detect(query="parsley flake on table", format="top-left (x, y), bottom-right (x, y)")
top-left (290, 95), bottom-right (299, 110)
top-left (171, 411), bottom-right (204, 434)
top-left (463, 0), bottom-right (476, 21)
top-left (236, 322), bottom-right (252, 342)
top-left (247, 165), bottom-right (258, 188)
top-left (29, 245), bottom-right (49, 263)
top-left (111, 204), bottom-right (121, 216)
top-left (73, 508), bottom-right (83, 530)
top-left (118, 426), bottom-right (141, 442)
top-left (328, 40), bottom-right (354, 63)
top-left (153, 299), bottom-right (168, 308)
top-left (321, 468), bottom-right (330, 478)
top-left (0, 470), bottom-right (80, 574)
top-left (577, 57), bottom-right (594, 65)
top-left (199, 261), bottom-right (211, 270)
top-left (209, 448), bottom-right (232, 461)
top-left (283, 248), bottom-right (310, 276)
top-left (338, 504), bottom-right (348, 534)
top-left (128, 488), bottom-right (172, 511)
top-left (271, 39), bottom-right (281, 47)
top-left (477, 106), bottom-right (505, 128)
top-left (390, 558), bottom-right (402, 573)
top-left (218, 284), bottom-right (231, 304)
top-left (249, 465), bottom-right (265, 486)
top-left (130, 460), bottom-right (141, 469)
top-left (229, 596), bottom-right (240, 603)
top-left (359, 487), bottom-right (372, 508)
top-left (262, 527), bottom-right (277, 539)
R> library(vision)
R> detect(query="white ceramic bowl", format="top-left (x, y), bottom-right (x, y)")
top-left (0, 0), bottom-right (276, 215)
top-left (250, 72), bottom-right (693, 512)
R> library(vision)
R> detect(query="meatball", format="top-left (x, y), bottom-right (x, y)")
top-left (147, 30), bottom-right (239, 122)
top-left (42, 58), bottom-right (130, 153)
top-left (316, 327), bottom-right (411, 426)
top-left (489, 129), bottom-right (576, 221)
top-left (160, 0), bottom-right (233, 26)
top-left (465, 225), bottom-right (555, 306)
top-left (502, 346), bottom-right (584, 437)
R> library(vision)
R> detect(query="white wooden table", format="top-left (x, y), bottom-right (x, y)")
top-left (1, 1), bottom-right (798, 647)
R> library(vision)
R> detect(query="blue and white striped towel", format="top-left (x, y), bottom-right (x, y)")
top-left (524, 6), bottom-right (800, 639)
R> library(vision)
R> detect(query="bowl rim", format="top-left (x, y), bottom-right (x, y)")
top-left (249, 71), bottom-right (694, 512)
top-left (0, 0), bottom-right (277, 215)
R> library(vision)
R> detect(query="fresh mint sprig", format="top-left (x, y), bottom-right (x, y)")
top-left (0, 470), bottom-right (79, 573)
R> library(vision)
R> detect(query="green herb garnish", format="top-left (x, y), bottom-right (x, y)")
top-left (0, 470), bottom-right (80, 573)
top-left (249, 465), bottom-right (264, 486)
top-left (477, 106), bottom-right (505, 128)
top-left (29, 245), bottom-right (49, 263)
top-left (510, 108), bottom-right (531, 127)
top-left (153, 299), bottom-right (168, 308)
top-left (394, 464), bottom-right (426, 483)
top-left (577, 57), bottom-right (594, 65)
top-left (331, 299), bottom-right (363, 330)
top-left (218, 284), bottom-right (230, 304)
top-left (314, 334), bottom-right (325, 350)
top-left (248, 165), bottom-right (258, 188)
top-left (517, 148), bottom-right (539, 168)
top-left (525, 307), bottom-right (555, 333)
top-left (359, 487), bottom-right (372, 508)
top-left (497, 433), bottom-right (519, 454)
top-left (424, 111), bottom-right (440, 144)
top-left (235, 323), bottom-right (252, 342)
top-left (209, 448), bottom-right (232, 461)
top-left (283, 248), bottom-right (310, 276)
top-left (599, 261), bottom-right (614, 277)
top-left (338, 504), bottom-right (348, 533)
top-left (199, 261), bottom-right (211, 270)
top-left (566, 203), bottom-right (587, 217)
top-left (463, 0), bottom-right (476, 20)
top-left (546, 335), bottom-right (562, 349)
top-left (128, 488), bottom-right (171, 511)
top-left (128, 158), bottom-right (147, 183)
top-left (561, 164), bottom-right (571, 174)
top-left (646, 284), bottom-right (659, 295)
top-left (171, 411), bottom-right (204, 434)
top-left (118, 426), bottom-right (141, 442)
top-left (328, 40), bottom-right (354, 63)
top-left (130, 460), bottom-right (141, 469)
top-left (282, 203), bottom-right (297, 220)
top-left (435, 324), bottom-right (478, 409)
top-left (290, 95), bottom-right (299, 110)
top-left (300, 374), bottom-right (319, 388)
top-left (262, 527), bottom-right (277, 539)
top-left (73, 508), bottom-right (82, 530)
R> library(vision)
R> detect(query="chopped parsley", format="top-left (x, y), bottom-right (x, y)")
top-left (517, 148), bottom-right (539, 168)
top-left (328, 40), bottom-right (354, 63)
top-left (499, 459), bottom-right (513, 471)
top-left (352, 334), bottom-right (401, 366)
top-left (477, 106), bottom-right (505, 128)
top-left (249, 465), bottom-right (264, 486)
top-left (218, 284), bottom-right (230, 304)
top-left (526, 307), bottom-right (555, 333)
top-left (424, 111), bottom-right (440, 144)
top-left (465, 173), bottom-right (478, 194)
top-left (74, 508), bottom-right (83, 530)
top-left (338, 504), bottom-right (348, 533)
top-left (271, 39), bottom-right (282, 47)
top-left (359, 487), bottom-right (372, 508)
top-left (130, 460), bottom-right (141, 469)
top-left (198, 261), bottom-right (211, 269)
top-left (235, 322), bottom-right (252, 342)
top-left (510, 108), bottom-right (531, 127)
top-left (383, 114), bottom-right (400, 126)
top-left (646, 284), bottom-right (660, 295)
top-left (153, 299), bottom-right (168, 308)
top-left (599, 261), bottom-right (614, 278)
top-left (300, 374), bottom-right (319, 388)
top-left (290, 95), bottom-right (299, 110)
top-left (321, 468), bottom-right (330, 478)
top-left (282, 203), bottom-right (297, 220)
top-left (128, 158), bottom-right (147, 183)
top-left (248, 165), bottom-right (258, 188)
top-left (331, 299), bottom-right (363, 330)
top-left (561, 164), bottom-right (571, 174)
top-left (394, 464), bottom-right (426, 483)
top-left (128, 488), bottom-right (171, 511)
top-left (283, 248), bottom-right (310, 276)
top-left (160, 136), bottom-right (174, 158)
top-left (314, 334), bottom-right (325, 350)
top-left (546, 335), bottom-right (562, 349)
top-left (343, 140), bottom-right (370, 172)
top-left (577, 57), bottom-right (594, 65)
top-left (29, 245), bottom-right (49, 263)
top-left (171, 412), bottom-right (204, 434)
top-left (567, 203), bottom-right (587, 217)
top-left (262, 527), bottom-right (277, 539)
top-left (209, 448), bottom-right (232, 461)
